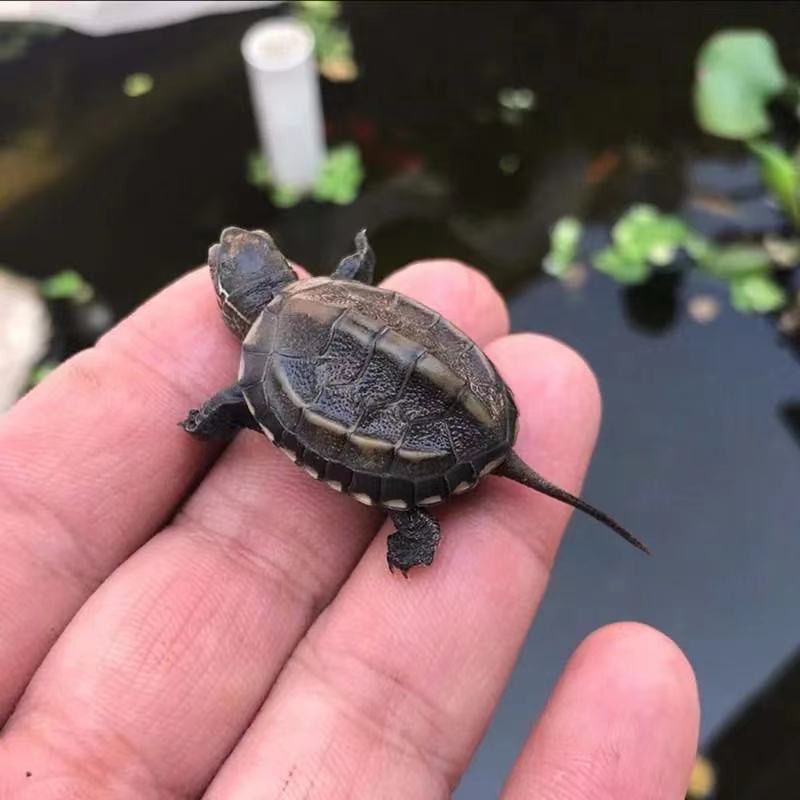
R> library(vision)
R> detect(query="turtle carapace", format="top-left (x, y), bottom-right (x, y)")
top-left (182, 228), bottom-right (648, 574)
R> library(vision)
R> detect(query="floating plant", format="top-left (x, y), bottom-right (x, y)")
top-left (247, 143), bottom-right (364, 208)
top-left (545, 29), bottom-right (800, 319)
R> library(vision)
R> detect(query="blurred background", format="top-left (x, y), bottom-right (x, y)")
top-left (2, 2), bottom-right (800, 797)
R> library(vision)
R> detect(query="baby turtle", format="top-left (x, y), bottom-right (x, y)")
top-left (182, 228), bottom-right (648, 574)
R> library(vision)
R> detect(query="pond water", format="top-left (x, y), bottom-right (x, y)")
top-left (2, 3), bottom-right (800, 797)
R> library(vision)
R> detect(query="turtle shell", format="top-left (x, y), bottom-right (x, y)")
top-left (238, 277), bottom-right (517, 510)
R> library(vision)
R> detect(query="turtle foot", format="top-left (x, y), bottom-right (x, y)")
top-left (387, 508), bottom-right (441, 575)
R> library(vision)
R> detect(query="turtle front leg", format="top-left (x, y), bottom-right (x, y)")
top-left (332, 230), bottom-right (375, 284)
top-left (387, 508), bottom-right (442, 575)
top-left (181, 384), bottom-right (258, 439)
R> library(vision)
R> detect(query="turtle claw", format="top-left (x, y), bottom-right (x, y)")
top-left (387, 555), bottom-right (411, 579)
top-left (180, 408), bottom-right (212, 439)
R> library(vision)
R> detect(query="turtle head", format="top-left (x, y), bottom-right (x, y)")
top-left (209, 227), bottom-right (298, 339)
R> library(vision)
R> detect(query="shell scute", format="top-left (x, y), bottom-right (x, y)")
top-left (340, 433), bottom-right (395, 473)
top-left (276, 297), bottom-right (343, 357)
top-left (238, 349), bottom-right (268, 388)
top-left (295, 409), bottom-right (347, 461)
top-left (402, 419), bottom-right (452, 453)
top-left (315, 322), bottom-right (372, 386)
top-left (243, 278), bottom-right (515, 506)
top-left (353, 334), bottom-right (413, 406)
top-left (392, 356), bottom-right (460, 422)
top-left (356, 403), bottom-right (406, 441)
top-left (445, 403), bottom-right (497, 460)
top-left (277, 355), bottom-right (320, 404)
top-left (266, 357), bottom-right (303, 430)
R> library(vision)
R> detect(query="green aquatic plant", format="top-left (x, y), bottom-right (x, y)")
top-left (30, 271), bottom-right (99, 389)
top-left (729, 272), bottom-right (787, 314)
top-left (497, 87), bottom-right (536, 112)
top-left (311, 144), bottom-right (364, 205)
top-left (545, 29), bottom-right (800, 319)
top-left (702, 244), bottom-right (786, 313)
top-left (247, 143), bottom-right (364, 208)
top-left (545, 205), bottom-right (787, 315)
top-left (746, 140), bottom-right (800, 227)
top-left (694, 30), bottom-right (787, 140)
top-left (699, 243), bottom-right (772, 278)
top-left (543, 217), bottom-right (582, 278)
top-left (692, 29), bottom-right (799, 314)
top-left (497, 86), bottom-right (536, 126)
top-left (246, 152), bottom-right (303, 208)
top-left (122, 73), bottom-right (154, 98)
top-left (593, 206), bottom-right (700, 285)
top-left (39, 270), bottom-right (94, 304)
top-left (293, 1), bottom-right (358, 82)
top-left (694, 30), bottom-right (800, 228)
top-left (29, 361), bottom-right (57, 386)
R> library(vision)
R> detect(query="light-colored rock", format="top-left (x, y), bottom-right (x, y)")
top-left (0, 268), bottom-right (51, 411)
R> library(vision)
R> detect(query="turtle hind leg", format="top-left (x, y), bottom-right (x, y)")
top-left (332, 229), bottom-right (375, 284)
top-left (387, 508), bottom-right (442, 576)
top-left (496, 449), bottom-right (650, 554)
top-left (181, 384), bottom-right (258, 440)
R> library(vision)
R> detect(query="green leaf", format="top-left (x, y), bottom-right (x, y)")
top-left (497, 87), bottom-right (536, 112)
top-left (245, 151), bottom-right (271, 189)
top-left (248, 144), bottom-right (364, 207)
top-left (270, 184), bottom-right (303, 208)
top-left (311, 144), bottom-right (364, 205)
top-left (40, 270), bottom-right (94, 303)
top-left (611, 205), bottom-right (691, 266)
top-left (694, 30), bottom-right (787, 139)
top-left (729, 272), bottom-right (787, 313)
top-left (747, 139), bottom-right (800, 225)
top-left (588, 205), bottom-right (706, 285)
top-left (543, 216), bottom-right (582, 277)
top-left (295, 0), bottom-right (341, 23)
top-left (29, 361), bottom-right (57, 386)
top-left (122, 73), bottom-right (154, 98)
top-left (593, 247), bottom-right (652, 284)
top-left (246, 153), bottom-right (303, 207)
top-left (684, 231), bottom-right (714, 263)
top-left (698, 244), bottom-right (772, 277)
top-left (294, 0), bottom-right (357, 82)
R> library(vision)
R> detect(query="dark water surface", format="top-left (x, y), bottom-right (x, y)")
top-left (3, 1), bottom-right (799, 302)
top-left (2, 2), bottom-right (800, 797)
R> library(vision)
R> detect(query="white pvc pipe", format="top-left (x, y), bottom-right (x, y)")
top-left (241, 18), bottom-right (326, 192)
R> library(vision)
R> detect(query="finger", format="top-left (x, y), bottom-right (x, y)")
top-left (0, 268), bottom-right (240, 720)
top-left (0, 262), bottom-right (510, 798)
top-left (502, 623), bottom-right (700, 799)
top-left (386, 258), bottom-right (510, 345)
top-left (203, 333), bottom-right (605, 799)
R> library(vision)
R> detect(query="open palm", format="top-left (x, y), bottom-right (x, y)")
top-left (0, 257), bottom-right (698, 798)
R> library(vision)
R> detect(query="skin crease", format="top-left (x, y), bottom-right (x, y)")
top-left (0, 257), bottom-right (699, 799)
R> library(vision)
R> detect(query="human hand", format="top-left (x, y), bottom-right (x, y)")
top-left (0, 257), bottom-right (699, 798)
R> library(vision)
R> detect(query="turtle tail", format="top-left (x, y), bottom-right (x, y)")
top-left (496, 450), bottom-right (649, 554)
